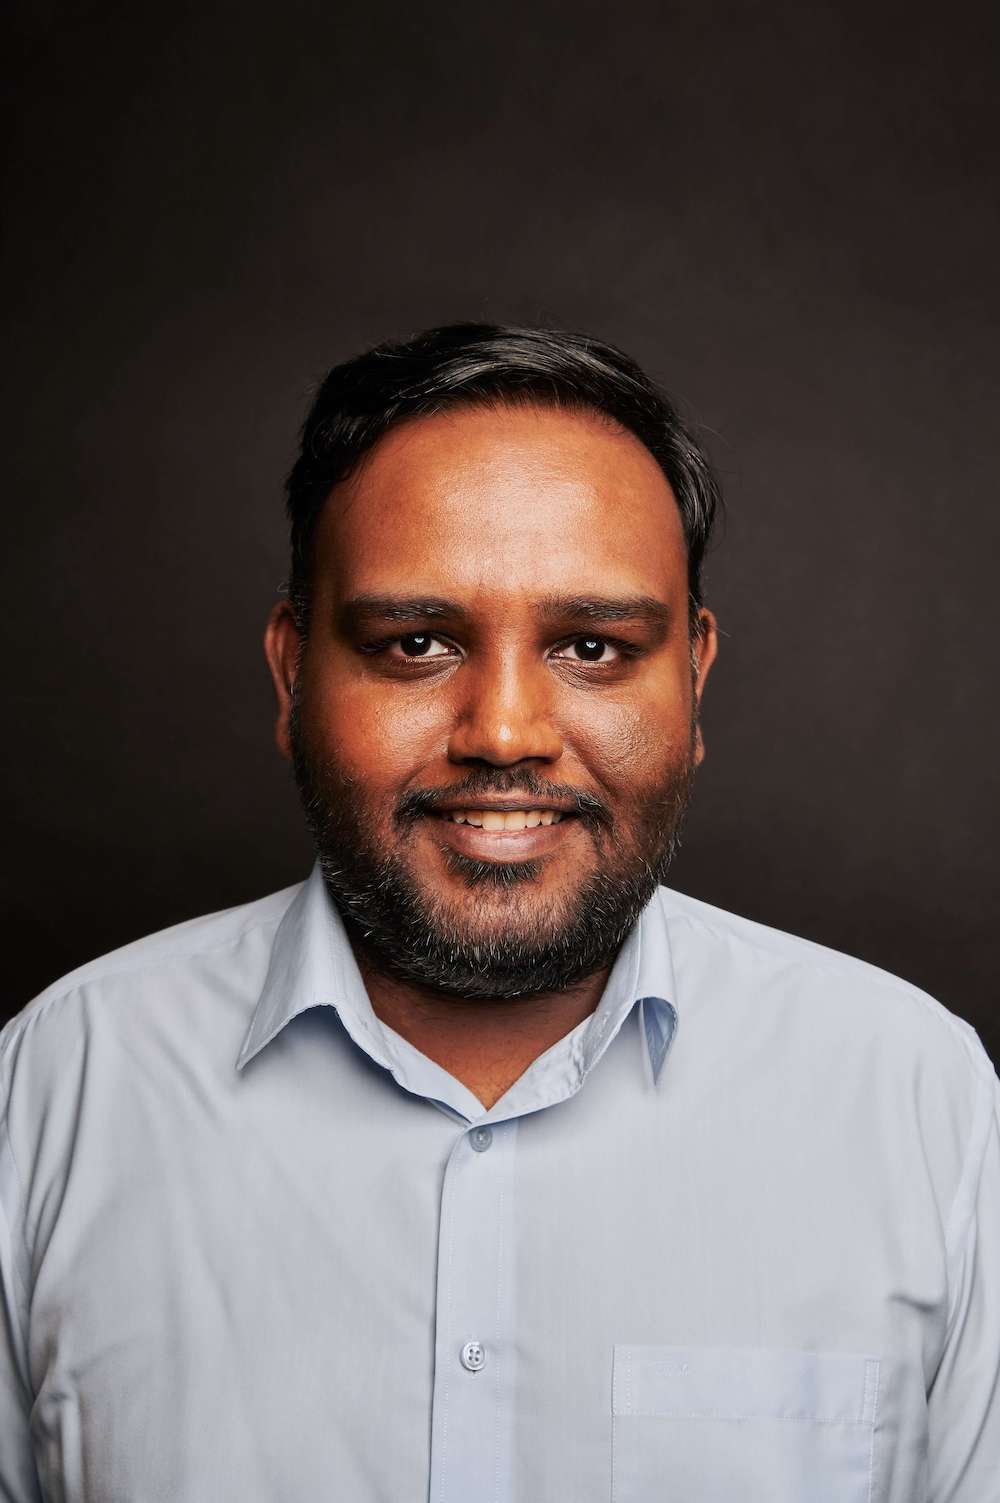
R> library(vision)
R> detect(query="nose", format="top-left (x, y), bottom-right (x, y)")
top-left (447, 653), bottom-right (563, 767)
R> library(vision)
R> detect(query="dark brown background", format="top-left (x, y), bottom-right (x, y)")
top-left (4, 0), bottom-right (998, 1062)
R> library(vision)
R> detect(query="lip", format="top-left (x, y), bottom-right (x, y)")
top-left (433, 800), bottom-right (578, 816)
top-left (424, 811), bottom-right (579, 862)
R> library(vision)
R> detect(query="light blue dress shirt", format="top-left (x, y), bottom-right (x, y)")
top-left (1, 865), bottom-right (998, 1501)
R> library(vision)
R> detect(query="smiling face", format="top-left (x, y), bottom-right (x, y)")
top-left (265, 402), bottom-right (717, 997)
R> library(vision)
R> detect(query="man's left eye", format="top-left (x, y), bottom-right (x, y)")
top-left (553, 637), bottom-right (620, 664)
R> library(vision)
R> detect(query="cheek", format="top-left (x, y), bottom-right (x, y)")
top-left (562, 690), bottom-right (692, 787)
top-left (303, 670), bottom-right (449, 785)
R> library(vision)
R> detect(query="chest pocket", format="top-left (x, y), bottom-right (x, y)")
top-left (611, 1344), bottom-right (880, 1503)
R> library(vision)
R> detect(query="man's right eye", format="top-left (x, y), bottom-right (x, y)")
top-left (387, 634), bottom-right (454, 659)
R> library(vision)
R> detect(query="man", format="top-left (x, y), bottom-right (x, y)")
top-left (1, 324), bottom-right (997, 1501)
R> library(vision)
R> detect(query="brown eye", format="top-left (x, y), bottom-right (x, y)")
top-left (385, 633), bottom-right (453, 660)
top-left (553, 636), bottom-right (621, 664)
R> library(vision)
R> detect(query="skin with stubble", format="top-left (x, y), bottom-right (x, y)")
top-left (264, 404), bottom-right (717, 1107)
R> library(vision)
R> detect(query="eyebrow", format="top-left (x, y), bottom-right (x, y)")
top-left (339, 593), bottom-right (672, 632)
top-left (535, 594), bottom-right (672, 630)
top-left (339, 596), bottom-right (465, 629)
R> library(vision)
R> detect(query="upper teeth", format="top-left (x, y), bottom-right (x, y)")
top-left (443, 809), bottom-right (563, 830)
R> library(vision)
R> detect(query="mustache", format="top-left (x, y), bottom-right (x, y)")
top-left (395, 767), bottom-right (611, 827)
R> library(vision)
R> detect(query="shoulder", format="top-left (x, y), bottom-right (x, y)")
top-left (0, 881), bottom-right (308, 1249)
top-left (0, 880), bottom-right (304, 1075)
top-left (654, 885), bottom-right (995, 1091)
top-left (654, 889), bottom-right (1000, 1274)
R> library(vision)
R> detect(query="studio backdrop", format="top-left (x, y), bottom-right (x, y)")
top-left (4, 0), bottom-right (998, 1063)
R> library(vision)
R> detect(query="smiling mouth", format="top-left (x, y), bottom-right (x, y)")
top-left (435, 808), bottom-right (568, 831)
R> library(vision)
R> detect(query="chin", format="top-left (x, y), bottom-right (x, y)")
top-left (413, 877), bottom-right (593, 959)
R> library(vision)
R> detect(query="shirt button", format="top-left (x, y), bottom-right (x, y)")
top-left (469, 1126), bottom-right (493, 1152)
top-left (460, 1340), bottom-right (486, 1372)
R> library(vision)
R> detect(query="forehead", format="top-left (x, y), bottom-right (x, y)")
top-left (314, 403), bottom-right (688, 604)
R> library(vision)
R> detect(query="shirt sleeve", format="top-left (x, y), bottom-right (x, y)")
top-left (0, 1030), bottom-right (44, 1503)
top-left (926, 1058), bottom-right (1000, 1501)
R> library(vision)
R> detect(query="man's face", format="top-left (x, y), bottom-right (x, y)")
top-left (266, 403), bottom-right (717, 996)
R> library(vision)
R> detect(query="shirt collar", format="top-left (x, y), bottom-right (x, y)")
top-left (237, 863), bottom-right (679, 1111)
top-left (236, 863), bottom-right (396, 1075)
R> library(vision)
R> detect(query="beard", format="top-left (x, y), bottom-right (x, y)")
top-left (289, 698), bottom-right (697, 999)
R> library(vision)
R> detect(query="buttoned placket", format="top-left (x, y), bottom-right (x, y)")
top-left (239, 867), bottom-right (670, 1501)
top-left (429, 1115), bottom-right (518, 1503)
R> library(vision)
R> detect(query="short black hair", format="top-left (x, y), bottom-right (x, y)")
top-left (285, 323), bottom-right (721, 633)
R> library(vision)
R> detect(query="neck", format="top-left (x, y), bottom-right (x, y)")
top-left (350, 941), bottom-right (611, 1110)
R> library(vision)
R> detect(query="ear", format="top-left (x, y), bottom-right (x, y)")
top-left (691, 607), bottom-right (719, 767)
top-left (263, 601), bottom-right (302, 761)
